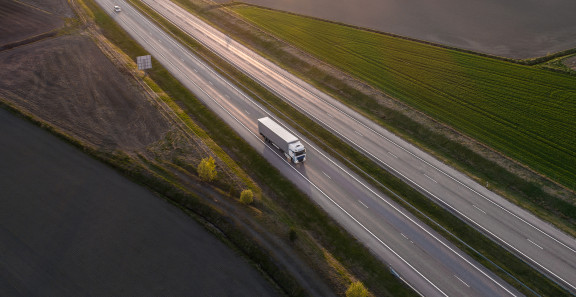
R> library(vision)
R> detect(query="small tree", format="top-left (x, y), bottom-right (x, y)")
top-left (289, 228), bottom-right (298, 242)
top-left (198, 156), bottom-right (217, 182)
top-left (346, 281), bottom-right (369, 297)
top-left (239, 189), bottom-right (253, 205)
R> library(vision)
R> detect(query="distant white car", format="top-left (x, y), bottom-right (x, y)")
top-left (114, 5), bottom-right (121, 12)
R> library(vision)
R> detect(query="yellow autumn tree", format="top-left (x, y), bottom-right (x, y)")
top-left (239, 189), bottom-right (254, 205)
top-left (197, 156), bottom-right (217, 182)
top-left (346, 281), bottom-right (369, 297)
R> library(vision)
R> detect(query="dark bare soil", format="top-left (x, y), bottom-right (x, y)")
top-left (0, 0), bottom-right (64, 46)
top-left (0, 108), bottom-right (280, 296)
top-left (224, 0), bottom-right (576, 59)
top-left (0, 35), bottom-right (171, 151)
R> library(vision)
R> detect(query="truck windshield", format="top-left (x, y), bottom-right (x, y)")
top-left (295, 149), bottom-right (306, 156)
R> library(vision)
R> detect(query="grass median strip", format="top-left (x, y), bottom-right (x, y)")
top-left (137, 0), bottom-right (570, 295)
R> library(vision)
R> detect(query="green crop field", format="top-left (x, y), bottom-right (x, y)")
top-left (232, 5), bottom-right (576, 189)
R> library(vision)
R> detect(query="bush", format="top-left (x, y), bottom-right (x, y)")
top-left (198, 156), bottom-right (217, 182)
top-left (239, 189), bottom-right (253, 204)
top-left (346, 281), bottom-right (369, 297)
top-left (289, 228), bottom-right (298, 242)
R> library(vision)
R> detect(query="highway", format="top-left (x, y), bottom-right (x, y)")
top-left (95, 0), bottom-right (524, 295)
top-left (137, 0), bottom-right (576, 294)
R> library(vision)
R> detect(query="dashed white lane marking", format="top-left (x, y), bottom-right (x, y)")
top-left (208, 81), bottom-right (212, 85)
top-left (401, 233), bottom-right (409, 240)
top-left (358, 200), bottom-right (369, 208)
top-left (388, 152), bottom-right (398, 158)
top-left (354, 130), bottom-right (364, 137)
top-left (455, 275), bottom-right (470, 288)
top-left (528, 238), bottom-right (544, 250)
top-left (244, 109), bottom-right (250, 115)
top-left (473, 204), bottom-right (487, 214)
top-left (322, 171), bottom-right (331, 179)
top-left (424, 174), bottom-right (437, 183)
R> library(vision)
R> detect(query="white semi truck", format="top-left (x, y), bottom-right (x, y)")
top-left (258, 117), bottom-right (306, 163)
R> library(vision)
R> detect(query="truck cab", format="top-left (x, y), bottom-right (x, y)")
top-left (289, 142), bottom-right (306, 163)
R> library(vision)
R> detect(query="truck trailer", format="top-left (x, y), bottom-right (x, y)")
top-left (258, 117), bottom-right (306, 163)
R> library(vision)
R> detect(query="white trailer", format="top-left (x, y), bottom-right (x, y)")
top-left (258, 117), bottom-right (306, 163)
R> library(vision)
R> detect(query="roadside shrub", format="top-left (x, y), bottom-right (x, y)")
top-left (346, 281), bottom-right (369, 297)
top-left (288, 228), bottom-right (298, 242)
top-left (239, 189), bottom-right (253, 204)
top-left (198, 156), bottom-right (217, 182)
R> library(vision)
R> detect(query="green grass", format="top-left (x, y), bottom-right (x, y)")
top-left (232, 6), bottom-right (576, 191)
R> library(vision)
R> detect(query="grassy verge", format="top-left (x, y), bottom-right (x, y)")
top-left (135, 0), bottom-right (571, 295)
top-left (144, 76), bottom-right (261, 197)
top-left (76, 0), bottom-right (416, 295)
top-left (231, 5), bottom-right (576, 191)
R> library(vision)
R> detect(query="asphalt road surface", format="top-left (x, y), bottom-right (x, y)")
top-left (94, 0), bottom-right (526, 295)
top-left (140, 0), bottom-right (576, 294)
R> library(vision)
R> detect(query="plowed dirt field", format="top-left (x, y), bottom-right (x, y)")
top-left (0, 0), bottom-right (64, 46)
top-left (0, 34), bottom-right (171, 150)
